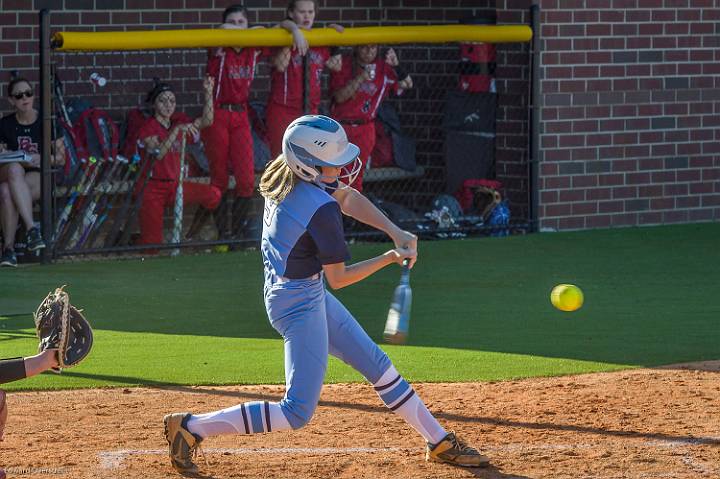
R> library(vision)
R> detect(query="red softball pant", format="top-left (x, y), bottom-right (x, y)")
top-left (342, 122), bottom-right (375, 192)
top-left (266, 103), bottom-right (316, 158)
top-left (138, 179), bottom-right (221, 246)
top-left (202, 108), bottom-right (254, 198)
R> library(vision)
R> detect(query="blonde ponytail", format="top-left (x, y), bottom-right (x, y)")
top-left (259, 155), bottom-right (296, 203)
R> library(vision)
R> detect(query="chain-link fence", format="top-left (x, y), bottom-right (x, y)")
top-left (46, 34), bottom-right (530, 260)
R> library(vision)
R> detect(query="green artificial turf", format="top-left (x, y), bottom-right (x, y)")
top-left (1, 223), bottom-right (718, 391)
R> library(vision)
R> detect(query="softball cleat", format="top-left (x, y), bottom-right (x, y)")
top-left (426, 431), bottom-right (490, 467)
top-left (163, 412), bottom-right (205, 475)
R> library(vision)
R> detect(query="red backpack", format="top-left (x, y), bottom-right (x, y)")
top-left (57, 118), bottom-right (86, 183)
top-left (56, 107), bottom-right (120, 185)
top-left (74, 108), bottom-right (120, 162)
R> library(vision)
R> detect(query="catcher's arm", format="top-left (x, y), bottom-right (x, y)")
top-left (0, 350), bottom-right (59, 385)
top-left (0, 358), bottom-right (26, 385)
top-left (0, 354), bottom-right (56, 444)
top-left (24, 350), bottom-right (60, 376)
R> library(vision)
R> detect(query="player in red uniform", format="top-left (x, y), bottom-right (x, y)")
top-left (137, 77), bottom-right (221, 249)
top-left (265, 0), bottom-right (343, 158)
top-left (330, 45), bottom-right (413, 192)
top-left (202, 5), bottom-right (309, 238)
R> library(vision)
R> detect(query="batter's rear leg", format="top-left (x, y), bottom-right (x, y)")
top-left (324, 291), bottom-right (490, 467)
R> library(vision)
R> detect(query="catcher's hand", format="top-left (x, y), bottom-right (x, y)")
top-left (33, 286), bottom-right (93, 370)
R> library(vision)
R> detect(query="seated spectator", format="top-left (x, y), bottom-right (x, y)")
top-left (330, 45), bottom-right (413, 192)
top-left (1, 349), bottom-right (60, 478)
top-left (136, 77), bottom-right (221, 249)
top-left (0, 76), bottom-right (65, 267)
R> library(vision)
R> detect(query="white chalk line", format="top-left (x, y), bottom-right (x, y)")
top-left (98, 447), bottom-right (404, 469)
top-left (99, 438), bottom-right (720, 475)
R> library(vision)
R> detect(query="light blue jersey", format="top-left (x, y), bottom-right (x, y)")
top-left (261, 180), bottom-right (349, 280)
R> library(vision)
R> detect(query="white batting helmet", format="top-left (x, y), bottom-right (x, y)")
top-left (282, 115), bottom-right (362, 185)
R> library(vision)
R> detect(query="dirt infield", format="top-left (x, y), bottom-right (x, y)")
top-left (2, 362), bottom-right (719, 479)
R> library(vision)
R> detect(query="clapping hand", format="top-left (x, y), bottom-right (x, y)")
top-left (385, 48), bottom-right (399, 67)
top-left (179, 123), bottom-right (200, 141)
top-left (399, 76), bottom-right (413, 90)
top-left (326, 53), bottom-right (342, 72)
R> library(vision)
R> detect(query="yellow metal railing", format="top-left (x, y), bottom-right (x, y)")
top-left (53, 25), bottom-right (533, 51)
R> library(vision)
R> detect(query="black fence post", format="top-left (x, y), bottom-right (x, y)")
top-left (529, 3), bottom-right (541, 232)
top-left (40, 9), bottom-right (53, 264)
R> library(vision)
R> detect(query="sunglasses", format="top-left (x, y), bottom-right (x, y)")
top-left (11, 90), bottom-right (34, 100)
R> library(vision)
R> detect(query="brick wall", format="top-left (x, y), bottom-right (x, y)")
top-left (538, 0), bottom-right (720, 230)
top-left (9, 1), bottom-right (713, 232)
top-left (0, 0), bottom-right (531, 215)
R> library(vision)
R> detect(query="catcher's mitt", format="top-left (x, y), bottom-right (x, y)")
top-left (33, 286), bottom-right (93, 370)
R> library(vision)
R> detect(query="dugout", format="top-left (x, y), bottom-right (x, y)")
top-left (30, 6), bottom-right (536, 261)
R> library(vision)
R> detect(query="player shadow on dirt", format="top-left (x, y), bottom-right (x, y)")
top-left (468, 465), bottom-right (532, 479)
top-left (443, 412), bottom-right (720, 447)
top-left (175, 472), bottom-right (219, 479)
top-left (161, 466), bottom-right (531, 479)
top-left (655, 360), bottom-right (720, 372)
top-left (58, 370), bottom-right (720, 449)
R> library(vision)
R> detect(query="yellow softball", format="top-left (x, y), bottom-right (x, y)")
top-left (550, 284), bottom-right (584, 312)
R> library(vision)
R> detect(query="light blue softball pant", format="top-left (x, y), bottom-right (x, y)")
top-left (263, 273), bottom-right (392, 429)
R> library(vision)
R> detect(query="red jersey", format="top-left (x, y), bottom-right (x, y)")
top-left (138, 117), bottom-right (195, 181)
top-left (330, 56), bottom-right (399, 123)
top-left (269, 47), bottom-right (330, 110)
top-left (207, 47), bottom-right (268, 105)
